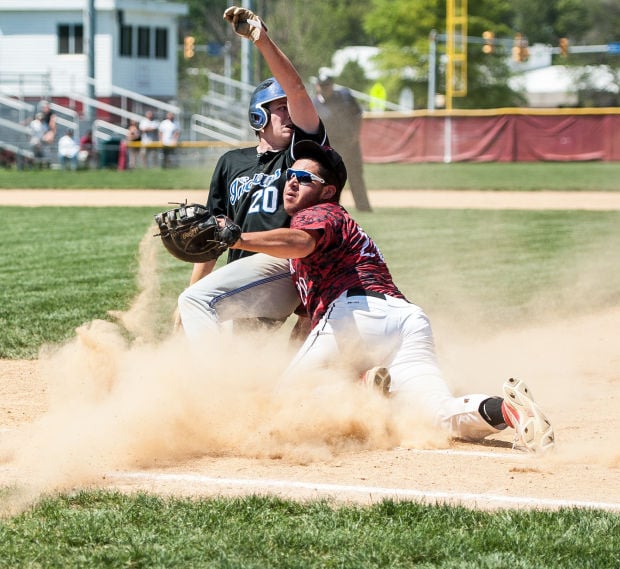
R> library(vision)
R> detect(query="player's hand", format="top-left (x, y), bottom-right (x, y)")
top-left (289, 314), bottom-right (311, 346)
top-left (172, 308), bottom-right (183, 333)
top-left (223, 6), bottom-right (268, 43)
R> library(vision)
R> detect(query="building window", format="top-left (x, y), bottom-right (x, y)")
top-left (120, 25), bottom-right (133, 57)
top-left (155, 27), bottom-right (168, 59)
top-left (137, 26), bottom-right (150, 58)
top-left (58, 24), bottom-right (84, 55)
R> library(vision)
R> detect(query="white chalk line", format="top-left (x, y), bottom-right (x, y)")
top-left (0, 435), bottom-right (615, 511)
top-left (110, 470), bottom-right (620, 512)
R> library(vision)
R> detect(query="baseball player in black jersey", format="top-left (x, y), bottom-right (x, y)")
top-left (177, 5), bottom-right (327, 337)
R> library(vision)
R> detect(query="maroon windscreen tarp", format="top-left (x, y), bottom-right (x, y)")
top-left (360, 112), bottom-right (620, 163)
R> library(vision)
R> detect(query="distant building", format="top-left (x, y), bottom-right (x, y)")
top-left (509, 65), bottom-right (619, 107)
top-left (0, 0), bottom-right (187, 103)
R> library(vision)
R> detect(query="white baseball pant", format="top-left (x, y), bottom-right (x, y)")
top-left (178, 253), bottom-right (300, 339)
top-left (282, 289), bottom-right (500, 442)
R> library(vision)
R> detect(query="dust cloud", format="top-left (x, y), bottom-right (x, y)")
top-left (0, 227), bottom-right (418, 512)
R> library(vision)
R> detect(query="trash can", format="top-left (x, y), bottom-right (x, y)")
top-left (98, 137), bottom-right (122, 168)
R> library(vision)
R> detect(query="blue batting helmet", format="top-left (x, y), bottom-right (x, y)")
top-left (248, 77), bottom-right (286, 131)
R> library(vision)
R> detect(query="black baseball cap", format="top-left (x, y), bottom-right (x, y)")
top-left (292, 140), bottom-right (348, 193)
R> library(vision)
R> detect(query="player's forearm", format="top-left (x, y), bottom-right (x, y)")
top-left (189, 259), bottom-right (217, 285)
top-left (230, 228), bottom-right (315, 259)
top-left (253, 34), bottom-right (319, 134)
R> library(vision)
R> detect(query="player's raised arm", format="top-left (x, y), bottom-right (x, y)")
top-left (223, 5), bottom-right (320, 135)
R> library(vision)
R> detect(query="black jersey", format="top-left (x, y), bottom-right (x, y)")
top-left (207, 125), bottom-right (327, 262)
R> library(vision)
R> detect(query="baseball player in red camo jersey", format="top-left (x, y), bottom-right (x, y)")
top-left (227, 140), bottom-right (556, 453)
top-left (177, 5), bottom-right (327, 337)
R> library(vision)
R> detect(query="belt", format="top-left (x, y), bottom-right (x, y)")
top-left (346, 287), bottom-right (386, 300)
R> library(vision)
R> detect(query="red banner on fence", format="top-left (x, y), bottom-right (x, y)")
top-left (360, 110), bottom-right (620, 163)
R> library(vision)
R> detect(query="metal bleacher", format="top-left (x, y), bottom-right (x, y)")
top-left (0, 70), bottom-right (257, 169)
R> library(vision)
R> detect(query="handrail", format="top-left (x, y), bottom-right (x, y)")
top-left (0, 94), bottom-right (35, 113)
top-left (84, 77), bottom-right (180, 114)
top-left (189, 114), bottom-right (246, 143)
top-left (0, 116), bottom-right (31, 136)
top-left (49, 102), bottom-right (79, 121)
top-left (0, 140), bottom-right (35, 160)
top-left (92, 119), bottom-right (128, 147)
top-left (71, 93), bottom-right (144, 123)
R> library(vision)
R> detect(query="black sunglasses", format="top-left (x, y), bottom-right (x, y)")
top-left (286, 168), bottom-right (326, 185)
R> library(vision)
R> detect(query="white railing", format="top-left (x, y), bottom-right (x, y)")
top-left (71, 93), bottom-right (144, 124)
top-left (0, 116), bottom-right (31, 136)
top-left (92, 119), bottom-right (128, 144)
top-left (0, 140), bottom-right (35, 160)
top-left (189, 114), bottom-right (247, 143)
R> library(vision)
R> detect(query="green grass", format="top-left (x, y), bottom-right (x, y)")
top-left (2, 206), bottom-right (618, 359)
top-left (1, 161), bottom-right (619, 190)
top-left (0, 492), bottom-right (618, 568)
top-left (360, 208), bottom-right (620, 332)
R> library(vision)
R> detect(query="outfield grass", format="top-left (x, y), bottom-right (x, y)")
top-left (1, 206), bottom-right (619, 360)
top-left (0, 492), bottom-right (618, 568)
top-left (1, 161), bottom-right (619, 190)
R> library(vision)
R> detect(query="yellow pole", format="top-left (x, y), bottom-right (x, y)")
top-left (445, 0), bottom-right (468, 111)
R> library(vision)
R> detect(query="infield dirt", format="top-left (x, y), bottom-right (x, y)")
top-left (1, 190), bottom-right (618, 513)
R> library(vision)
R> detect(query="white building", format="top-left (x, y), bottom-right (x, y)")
top-left (509, 65), bottom-right (619, 107)
top-left (0, 0), bottom-right (187, 103)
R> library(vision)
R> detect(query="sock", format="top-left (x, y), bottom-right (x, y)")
top-left (478, 397), bottom-right (508, 430)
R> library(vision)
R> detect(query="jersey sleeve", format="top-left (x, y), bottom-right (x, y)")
top-left (291, 206), bottom-right (340, 252)
top-left (289, 120), bottom-right (329, 163)
top-left (206, 156), bottom-right (229, 216)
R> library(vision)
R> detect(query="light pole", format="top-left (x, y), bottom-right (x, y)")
top-left (428, 29), bottom-right (436, 111)
top-left (84, 0), bottom-right (96, 123)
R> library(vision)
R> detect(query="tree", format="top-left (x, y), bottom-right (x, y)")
top-left (256, 0), bottom-right (375, 82)
top-left (583, 0), bottom-right (620, 45)
top-left (174, 0), bottom-right (375, 88)
top-left (364, 0), bottom-right (524, 108)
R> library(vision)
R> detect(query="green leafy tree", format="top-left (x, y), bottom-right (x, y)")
top-left (364, 0), bottom-right (524, 108)
top-left (256, 0), bottom-right (374, 82)
top-left (584, 0), bottom-right (620, 43)
top-left (174, 0), bottom-right (376, 97)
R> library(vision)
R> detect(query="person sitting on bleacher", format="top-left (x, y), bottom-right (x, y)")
top-left (57, 128), bottom-right (80, 171)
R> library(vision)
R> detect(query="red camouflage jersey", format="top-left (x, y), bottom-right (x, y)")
top-left (207, 124), bottom-right (326, 263)
top-left (289, 202), bottom-right (407, 326)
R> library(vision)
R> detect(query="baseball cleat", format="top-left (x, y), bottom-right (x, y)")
top-left (502, 377), bottom-right (555, 453)
top-left (361, 366), bottom-right (391, 395)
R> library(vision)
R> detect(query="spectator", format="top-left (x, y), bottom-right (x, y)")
top-left (39, 100), bottom-right (57, 144)
top-left (139, 110), bottom-right (159, 168)
top-left (158, 112), bottom-right (181, 168)
top-left (312, 73), bottom-right (372, 212)
top-left (57, 128), bottom-right (80, 170)
top-left (29, 112), bottom-right (47, 161)
top-left (78, 130), bottom-right (94, 169)
top-left (125, 120), bottom-right (141, 169)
